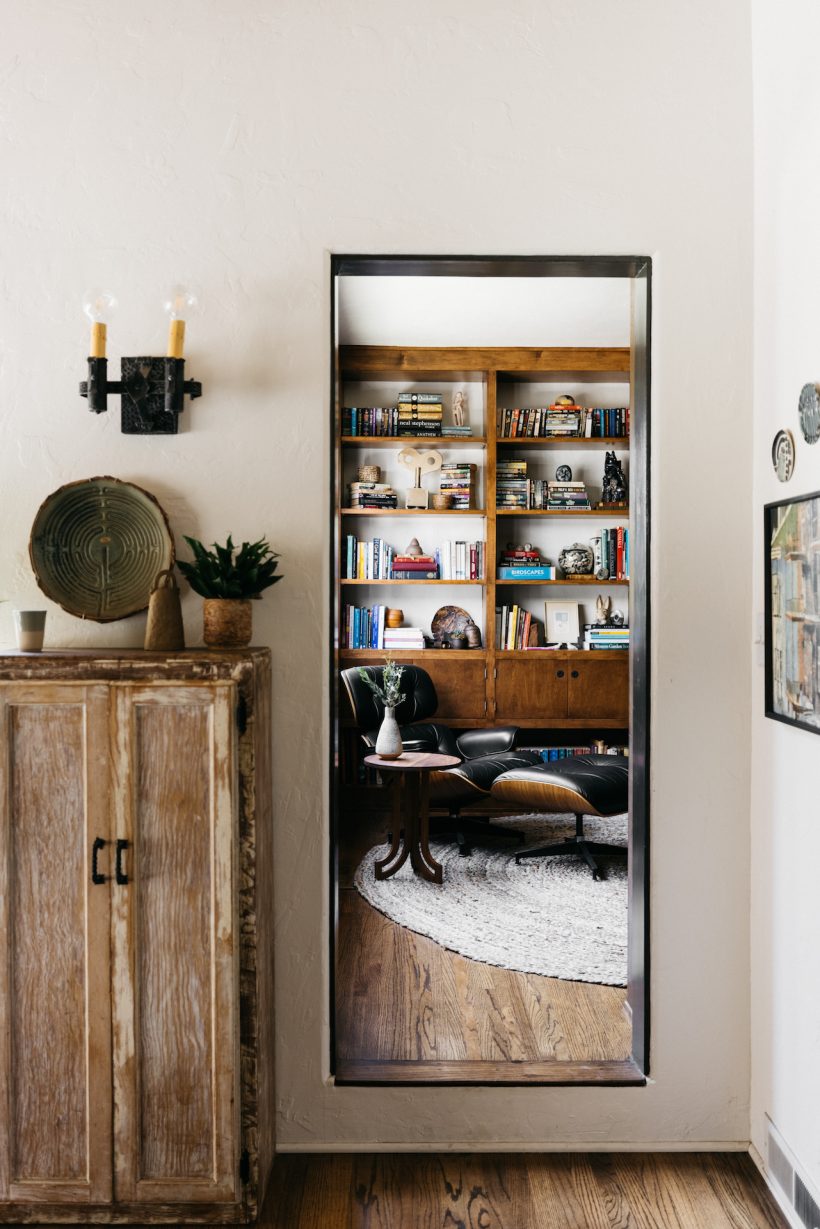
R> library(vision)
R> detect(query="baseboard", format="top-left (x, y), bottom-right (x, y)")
top-left (275, 1140), bottom-right (751, 1154)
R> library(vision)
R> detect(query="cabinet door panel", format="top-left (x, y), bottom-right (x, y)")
top-left (111, 684), bottom-right (238, 1205)
top-left (495, 659), bottom-right (568, 720)
top-left (0, 685), bottom-right (111, 1204)
top-left (411, 657), bottom-right (486, 720)
top-left (567, 656), bottom-right (629, 722)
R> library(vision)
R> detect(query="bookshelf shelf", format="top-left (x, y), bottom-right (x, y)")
top-left (343, 436), bottom-right (487, 448)
top-left (495, 577), bottom-right (628, 586)
top-left (341, 578), bottom-right (486, 586)
top-left (339, 647), bottom-right (488, 660)
top-left (342, 508), bottom-right (485, 517)
top-left (496, 508), bottom-right (629, 517)
top-left (496, 436), bottom-right (628, 448)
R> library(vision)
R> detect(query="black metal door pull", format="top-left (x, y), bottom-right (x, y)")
top-left (91, 837), bottom-right (106, 884)
top-left (115, 838), bottom-right (130, 885)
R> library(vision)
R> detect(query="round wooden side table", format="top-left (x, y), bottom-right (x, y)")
top-left (363, 751), bottom-right (460, 884)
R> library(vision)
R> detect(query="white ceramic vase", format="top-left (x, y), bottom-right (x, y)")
top-left (375, 706), bottom-right (403, 760)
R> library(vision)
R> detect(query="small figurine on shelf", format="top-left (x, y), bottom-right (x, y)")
top-left (600, 451), bottom-right (628, 506)
top-left (595, 593), bottom-right (613, 625)
top-left (397, 445), bottom-right (443, 509)
top-left (453, 390), bottom-right (466, 427)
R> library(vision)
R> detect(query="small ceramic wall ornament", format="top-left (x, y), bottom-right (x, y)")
top-left (772, 429), bottom-right (796, 482)
top-left (397, 446), bottom-right (443, 509)
top-left (798, 383), bottom-right (820, 445)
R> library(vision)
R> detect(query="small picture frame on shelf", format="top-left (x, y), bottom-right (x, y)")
top-left (764, 488), bottom-right (820, 734)
top-left (544, 600), bottom-right (581, 647)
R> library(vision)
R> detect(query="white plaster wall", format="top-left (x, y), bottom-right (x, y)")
top-left (751, 0), bottom-right (820, 1189)
top-left (0, 0), bottom-right (753, 1148)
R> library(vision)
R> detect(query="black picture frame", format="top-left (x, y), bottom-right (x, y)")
top-left (764, 488), bottom-right (820, 734)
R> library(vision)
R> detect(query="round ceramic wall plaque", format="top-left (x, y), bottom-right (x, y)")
top-left (772, 429), bottom-right (796, 483)
top-left (29, 476), bottom-right (175, 621)
top-left (798, 382), bottom-right (820, 444)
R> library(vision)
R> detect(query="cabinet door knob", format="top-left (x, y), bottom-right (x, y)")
top-left (556, 670), bottom-right (565, 678)
top-left (571, 669), bottom-right (580, 678)
top-left (115, 838), bottom-right (130, 886)
top-left (91, 837), bottom-right (106, 885)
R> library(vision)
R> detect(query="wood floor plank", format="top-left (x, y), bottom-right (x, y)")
top-left (336, 889), bottom-right (631, 1067)
top-left (264, 1155), bottom-right (788, 1229)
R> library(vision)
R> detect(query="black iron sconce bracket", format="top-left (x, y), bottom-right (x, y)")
top-left (80, 356), bottom-right (203, 435)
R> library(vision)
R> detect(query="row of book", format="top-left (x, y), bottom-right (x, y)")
top-left (343, 537), bottom-right (486, 580)
top-left (497, 460), bottom-right (593, 510)
top-left (521, 744), bottom-right (628, 762)
top-left (584, 625), bottom-right (630, 650)
top-left (497, 406), bottom-right (630, 439)
top-left (594, 527), bottom-right (630, 580)
top-left (342, 605), bottom-right (426, 650)
top-left (496, 605), bottom-right (542, 650)
top-left (497, 545), bottom-right (556, 580)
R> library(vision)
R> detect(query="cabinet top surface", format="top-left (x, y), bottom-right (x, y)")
top-left (0, 646), bottom-right (271, 681)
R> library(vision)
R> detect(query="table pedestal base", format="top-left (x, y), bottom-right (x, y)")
top-left (375, 771), bottom-right (443, 884)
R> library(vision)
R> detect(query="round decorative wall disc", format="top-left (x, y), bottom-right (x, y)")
top-left (772, 430), bottom-right (796, 483)
top-left (798, 382), bottom-right (820, 444)
top-left (29, 476), bottom-right (174, 621)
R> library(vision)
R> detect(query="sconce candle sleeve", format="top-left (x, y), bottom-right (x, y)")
top-left (167, 319), bottom-right (185, 359)
top-left (83, 357), bottom-right (109, 414)
top-left (90, 322), bottom-right (106, 359)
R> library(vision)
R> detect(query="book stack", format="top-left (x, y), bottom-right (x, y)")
top-left (593, 527), bottom-right (629, 579)
top-left (497, 547), bottom-right (556, 581)
top-left (584, 625), bottom-right (630, 651)
top-left (342, 406), bottom-right (399, 437)
top-left (547, 479), bottom-right (591, 510)
top-left (441, 425), bottom-right (474, 437)
top-left (390, 550), bottom-right (438, 580)
top-left (439, 462), bottom-right (475, 509)
top-left (496, 459), bottom-right (529, 508)
top-left (498, 405), bottom-right (583, 438)
top-left (347, 481), bottom-right (398, 509)
top-left (343, 536), bottom-right (395, 579)
top-left (436, 540), bottom-right (485, 580)
top-left (397, 392), bottom-right (443, 437)
top-left (496, 605), bottom-right (543, 650)
top-left (583, 407), bottom-right (629, 438)
top-left (383, 625), bottom-right (426, 650)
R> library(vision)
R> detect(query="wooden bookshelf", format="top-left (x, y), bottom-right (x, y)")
top-left (335, 345), bottom-right (632, 738)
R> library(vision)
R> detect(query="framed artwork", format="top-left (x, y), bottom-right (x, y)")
top-left (544, 600), bottom-right (581, 646)
top-left (764, 489), bottom-right (820, 733)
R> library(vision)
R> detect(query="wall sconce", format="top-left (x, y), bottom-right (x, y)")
top-left (79, 286), bottom-right (203, 434)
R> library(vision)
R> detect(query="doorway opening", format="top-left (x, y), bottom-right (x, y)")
top-left (329, 255), bottom-right (650, 1084)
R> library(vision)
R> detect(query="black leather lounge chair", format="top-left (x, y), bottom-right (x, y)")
top-left (490, 753), bottom-right (629, 879)
top-left (341, 664), bottom-right (543, 853)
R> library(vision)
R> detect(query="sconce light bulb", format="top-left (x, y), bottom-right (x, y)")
top-left (163, 284), bottom-right (199, 320)
top-left (82, 289), bottom-right (118, 324)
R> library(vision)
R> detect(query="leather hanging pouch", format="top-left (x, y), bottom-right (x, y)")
top-left (144, 568), bottom-right (185, 650)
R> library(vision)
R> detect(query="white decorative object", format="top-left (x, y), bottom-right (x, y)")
top-left (375, 706), bottom-right (403, 759)
top-left (453, 390), bottom-right (466, 427)
top-left (397, 446), bottom-right (443, 509)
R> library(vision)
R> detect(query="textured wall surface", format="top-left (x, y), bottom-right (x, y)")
top-left (751, 0), bottom-right (820, 1192)
top-left (1, 0), bottom-right (753, 1147)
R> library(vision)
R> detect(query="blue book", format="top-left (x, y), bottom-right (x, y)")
top-left (497, 566), bottom-right (557, 580)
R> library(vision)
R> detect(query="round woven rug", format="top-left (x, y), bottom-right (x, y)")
top-left (354, 813), bottom-right (628, 987)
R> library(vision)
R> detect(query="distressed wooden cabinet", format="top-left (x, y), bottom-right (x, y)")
top-left (0, 650), bottom-right (273, 1224)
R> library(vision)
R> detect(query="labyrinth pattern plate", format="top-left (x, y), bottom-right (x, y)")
top-left (29, 477), bottom-right (174, 621)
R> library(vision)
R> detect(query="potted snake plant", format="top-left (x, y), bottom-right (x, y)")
top-left (177, 535), bottom-right (283, 647)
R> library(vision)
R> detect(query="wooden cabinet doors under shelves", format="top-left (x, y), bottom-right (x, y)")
top-left (0, 681), bottom-right (239, 1211)
top-left (494, 654), bottom-right (629, 725)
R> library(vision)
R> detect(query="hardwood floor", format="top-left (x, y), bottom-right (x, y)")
top-left (336, 890), bottom-right (631, 1068)
top-left (336, 801), bottom-right (634, 1071)
top-left (265, 1152), bottom-right (787, 1229)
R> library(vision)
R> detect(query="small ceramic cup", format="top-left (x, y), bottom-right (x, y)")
top-left (14, 610), bottom-right (47, 652)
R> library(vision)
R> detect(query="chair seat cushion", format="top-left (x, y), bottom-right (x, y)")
top-left (490, 753), bottom-right (628, 817)
top-left (430, 749), bottom-right (544, 805)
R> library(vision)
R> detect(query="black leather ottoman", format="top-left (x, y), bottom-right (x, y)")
top-left (490, 754), bottom-right (628, 879)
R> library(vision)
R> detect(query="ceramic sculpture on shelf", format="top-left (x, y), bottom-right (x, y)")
top-left (397, 446), bottom-right (443, 509)
top-left (601, 451), bottom-right (628, 505)
top-left (453, 390), bottom-right (466, 427)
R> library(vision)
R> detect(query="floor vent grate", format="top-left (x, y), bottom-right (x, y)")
top-left (766, 1116), bottom-right (820, 1229)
